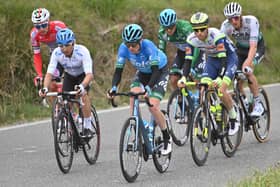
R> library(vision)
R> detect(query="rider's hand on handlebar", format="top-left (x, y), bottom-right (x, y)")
top-left (34, 75), bottom-right (43, 87)
top-left (74, 84), bottom-right (85, 95)
top-left (107, 86), bottom-right (117, 99)
top-left (177, 76), bottom-right (187, 88)
top-left (144, 85), bottom-right (152, 98)
top-left (213, 77), bottom-right (222, 88)
top-left (39, 87), bottom-right (48, 97)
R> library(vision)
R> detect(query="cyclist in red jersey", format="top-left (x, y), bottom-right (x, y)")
top-left (30, 8), bottom-right (66, 104)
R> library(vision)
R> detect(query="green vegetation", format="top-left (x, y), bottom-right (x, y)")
top-left (0, 0), bottom-right (279, 125)
top-left (0, 0), bottom-right (280, 184)
top-left (228, 163), bottom-right (280, 186)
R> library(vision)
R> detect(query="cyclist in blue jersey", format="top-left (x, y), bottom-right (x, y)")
top-left (221, 2), bottom-right (265, 117)
top-left (179, 12), bottom-right (239, 135)
top-left (107, 24), bottom-right (172, 155)
top-left (39, 28), bottom-right (94, 137)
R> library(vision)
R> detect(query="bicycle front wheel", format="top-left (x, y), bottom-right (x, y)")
top-left (190, 105), bottom-right (211, 166)
top-left (54, 112), bottom-right (74, 173)
top-left (252, 87), bottom-right (270, 143)
top-left (83, 105), bottom-right (101, 164)
top-left (167, 89), bottom-right (190, 146)
top-left (152, 110), bottom-right (172, 173)
top-left (220, 103), bottom-right (243, 158)
top-left (119, 117), bottom-right (142, 183)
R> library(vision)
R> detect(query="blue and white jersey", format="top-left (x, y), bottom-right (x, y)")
top-left (47, 44), bottom-right (93, 77)
top-left (220, 15), bottom-right (262, 48)
top-left (116, 39), bottom-right (167, 74)
top-left (185, 27), bottom-right (236, 61)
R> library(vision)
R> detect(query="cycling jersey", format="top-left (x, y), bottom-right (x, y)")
top-left (220, 15), bottom-right (265, 66)
top-left (47, 44), bottom-right (93, 77)
top-left (185, 27), bottom-right (236, 59)
top-left (220, 15), bottom-right (263, 48)
top-left (185, 28), bottom-right (238, 82)
top-left (158, 19), bottom-right (201, 77)
top-left (116, 39), bottom-right (167, 74)
top-left (158, 20), bottom-right (193, 52)
top-left (30, 21), bottom-right (66, 77)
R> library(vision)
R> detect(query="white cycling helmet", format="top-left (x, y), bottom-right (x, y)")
top-left (223, 2), bottom-right (242, 18)
top-left (31, 8), bottom-right (50, 24)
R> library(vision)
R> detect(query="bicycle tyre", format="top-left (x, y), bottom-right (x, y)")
top-left (51, 98), bottom-right (61, 135)
top-left (119, 117), bottom-right (142, 183)
top-left (252, 87), bottom-right (270, 143)
top-left (220, 103), bottom-right (243, 158)
top-left (54, 112), bottom-right (74, 173)
top-left (83, 105), bottom-right (101, 164)
top-left (190, 105), bottom-right (211, 166)
top-left (152, 110), bottom-right (172, 173)
top-left (167, 89), bottom-right (191, 146)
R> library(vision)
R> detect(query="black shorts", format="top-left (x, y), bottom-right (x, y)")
top-left (62, 72), bottom-right (90, 92)
top-left (131, 65), bottom-right (169, 100)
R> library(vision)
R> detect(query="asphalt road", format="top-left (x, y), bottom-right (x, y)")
top-left (0, 84), bottom-right (279, 187)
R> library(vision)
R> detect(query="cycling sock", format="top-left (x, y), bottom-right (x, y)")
top-left (161, 129), bottom-right (170, 141)
top-left (84, 117), bottom-right (92, 129)
top-left (253, 96), bottom-right (261, 103)
top-left (228, 107), bottom-right (236, 119)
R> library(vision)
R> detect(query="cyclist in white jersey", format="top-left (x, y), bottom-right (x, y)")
top-left (39, 28), bottom-right (94, 137)
top-left (179, 12), bottom-right (239, 135)
top-left (221, 2), bottom-right (265, 117)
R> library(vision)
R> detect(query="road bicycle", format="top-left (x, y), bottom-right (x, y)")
top-left (110, 91), bottom-right (172, 183)
top-left (190, 82), bottom-right (243, 166)
top-left (167, 81), bottom-right (199, 146)
top-left (232, 70), bottom-right (270, 145)
top-left (46, 91), bottom-right (100, 173)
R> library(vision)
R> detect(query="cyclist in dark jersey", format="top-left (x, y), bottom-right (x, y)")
top-left (158, 8), bottom-right (205, 89)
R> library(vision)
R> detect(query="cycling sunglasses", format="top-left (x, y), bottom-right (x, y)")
top-left (34, 23), bottom-right (48, 29)
top-left (58, 42), bottom-right (73, 48)
top-left (194, 27), bottom-right (207, 33)
top-left (125, 42), bottom-right (139, 48)
top-left (164, 24), bottom-right (175, 30)
top-left (228, 16), bottom-right (240, 22)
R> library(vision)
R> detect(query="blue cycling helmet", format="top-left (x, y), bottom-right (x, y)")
top-left (159, 9), bottom-right (177, 27)
top-left (122, 24), bottom-right (143, 43)
top-left (56, 28), bottom-right (75, 45)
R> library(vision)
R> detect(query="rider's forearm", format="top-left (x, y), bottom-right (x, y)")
top-left (33, 53), bottom-right (43, 77)
top-left (147, 65), bottom-right (160, 87)
top-left (246, 42), bottom-right (257, 65)
top-left (112, 68), bottom-right (123, 87)
top-left (43, 73), bottom-right (53, 88)
top-left (81, 73), bottom-right (94, 87)
top-left (182, 59), bottom-right (191, 78)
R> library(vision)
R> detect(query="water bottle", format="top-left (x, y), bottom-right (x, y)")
top-left (193, 90), bottom-right (199, 108)
top-left (242, 95), bottom-right (249, 111)
top-left (142, 120), bottom-right (153, 154)
top-left (216, 104), bottom-right (222, 123)
top-left (75, 115), bottom-right (83, 133)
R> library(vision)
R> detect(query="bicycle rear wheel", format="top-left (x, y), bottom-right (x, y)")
top-left (190, 105), bottom-right (211, 166)
top-left (167, 89), bottom-right (191, 146)
top-left (119, 117), bottom-right (142, 183)
top-left (54, 112), bottom-right (74, 173)
top-left (152, 110), bottom-right (171, 173)
top-left (252, 87), bottom-right (270, 143)
top-left (220, 103), bottom-right (243, 157)
top-left (83, 105), bottom-right (101, 164)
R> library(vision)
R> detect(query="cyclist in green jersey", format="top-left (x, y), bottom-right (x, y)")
top-left (158, 8), bottom-right (205, 89)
